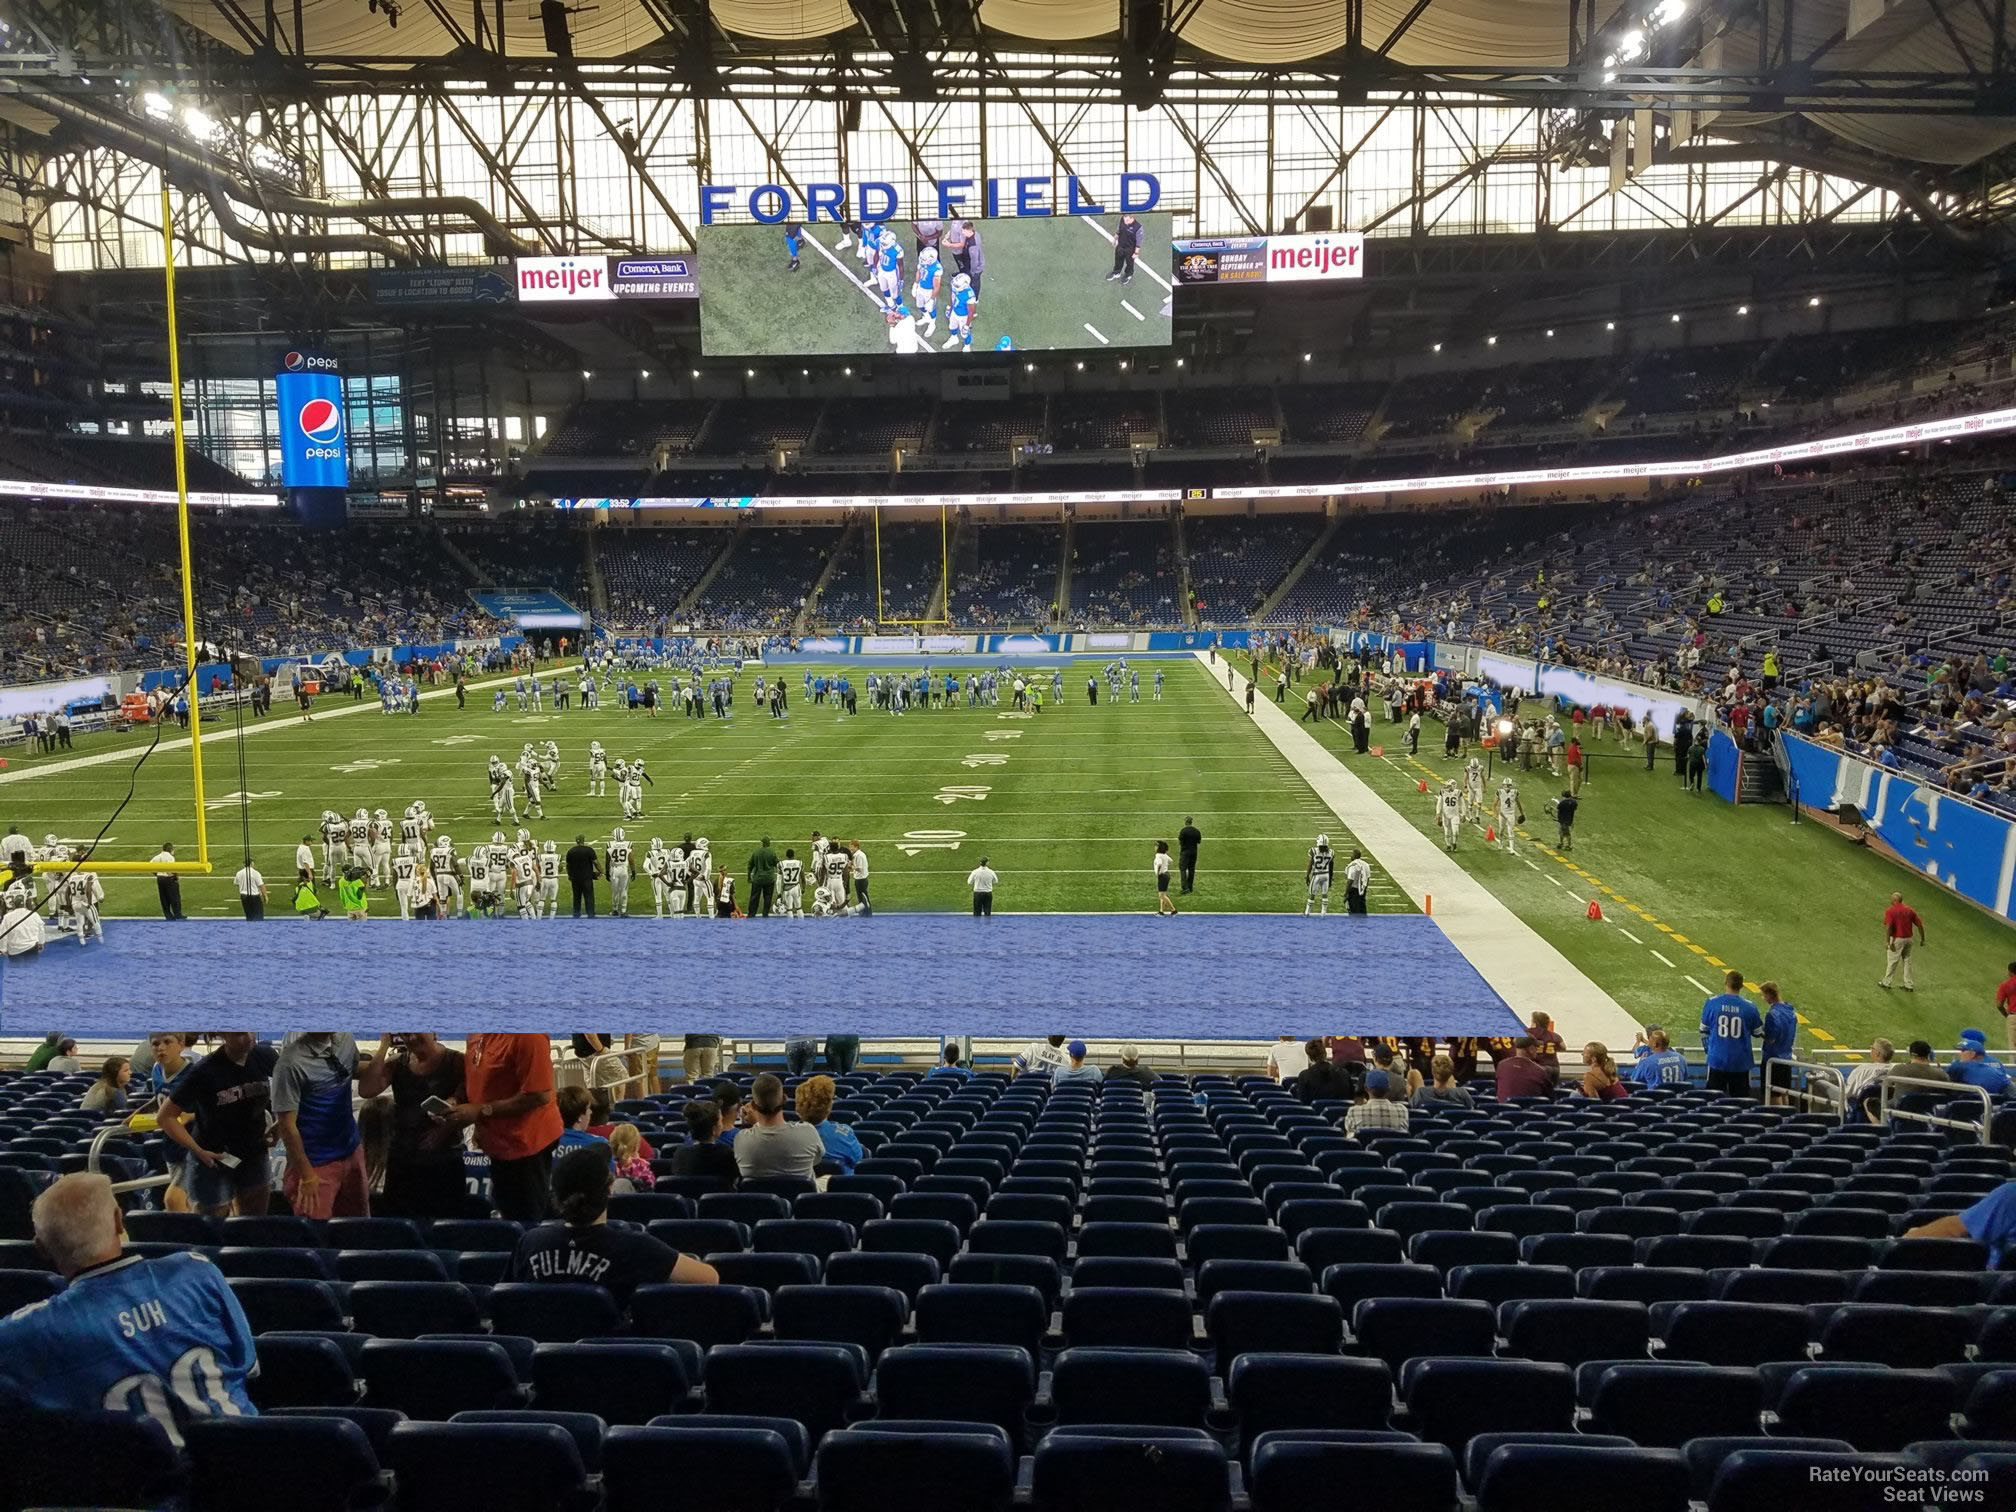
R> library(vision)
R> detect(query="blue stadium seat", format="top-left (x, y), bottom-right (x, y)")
top-left (531, 1340), bottom-right (696, 1423)
top-left (1577, 1266), bottom-right (1712, 1304)
top-left (827, 1173), bottom-right (906, 1206)
top-left (1188, 1224), bottom-right (1293, 1264)
top-left (643, 1411), bottom-right (813, 1476)
top-left (1194, 1258), bottom-right (1313, 1304)
top-left (699, 1192), bottom-right (793, 1226)
top-left (0, 1267), bottom-right (61, 1312)
top-left (1049, 1347), bottom-right (1215, 1429)
top-left (1820, 1303), bottom-right (1974, 1368)
top-left (123, 1209), bottom-right (220, 1245)
top-left (452, 1410), bottom-right (607, 1472)
top-left (1447, 1263), bottom-right (1575, 1305)
top-left (248, 1332), bottom-right (359, 1409)
top-left (0, 1410), bottom-right (184, 1510)
top-left (1298, 1228), bottom-right (1405, 1269)
top-left (1076, 1221), bottom-right (1180, 1259)
top-left (796, 1191), bottom-right (884, 1229)
top-left (1249, 1431), bottom-right (1459, 1512)
top-left (754, 1218), bottom-right (858, 1263)
top-left (1208, 1291), bottom-right (1344, 1365)
top-left (916, 1281), bottom-right (1048, 1359)
top-left (947, 1252), bottom-right (1062, 1308)
top-left (1227, 1353), bottom-right (1394, 1444)
top-left (1063, 1286), bottom-right (1194, 1350)
top-left (825, 1248), bottom-right (940, 1303)
top-left (816, 1422), bottom-right (1017, 1512)
top-left (334, 1248), bottom-right (452, 1283)
top-left (1759, 1235), bottom-right (1882, 1270)
top-left (704, 1342), bottom-right (870, 1443)
top-left (1031, 1426), bottom-right (1232, 1512)
top-left (1680, 1437), bottom-right (1853, 1499)
top-left (1352, 1298), bottom-right (1495, 1370)
top-left (1713, 1267), bottom-right (1848, 1304)
top-left (1706, 1449), bottom-right (1906, 1512)
top-left (223, 1215), bottom-right (324, 1248)
top-left (1658, 1300), bottom-right (1814, 1366)
top-left (1476, 1205), bottom-right (1576, 1238)
top-left (229, 1277), bottom-right (346, 1333)
top-left (873, 1344), bottom-right (1036, 1446)
top-left (1274, 1199), bottom-right (1370, 1242)
top-left (349, 1279), bottom-right (484, 1339)
top-left (383, 1420), bottom-right (594, 1512)
top-left (1850, 1269), bottom-right (1985, 1307)
top-left (1637, 1234), bottom-right (1754, 1271)
top-left (487, 1280), bottom-right (624, 1342)
top-left (216, 1247), bottom-right (334, 1281)
top-left (1776, 1366), bottom-right (1958, 1451)
top-left (860, 1217), bottom-right (962, 1269)
top-left (1320, 1262), bottom-right (1442, 1316)
top-left (1401, 1357), bottom-right (1574, 1450)
top-left (1475, 1443), bottom-right (1691, 1512)
top-left (361, 1337), bottom-right (526, 1418)
top-left (327, 1216), bottom-right (426, 1251)
top-left (1499, 1298), bottom-right (1648, 1367)
top-left (1687, 1207), bottom-right (1785, 1239)
top-left (648, 1217), bottom-right (750, 1255)
top-left (712, 1250), bottom-right (824, 1295)
top-left (629, 1281), bottom-right (767, 1348)
top-left (1880, 1237), bottom-right (1988, 1271)
top-left (1961, 1369), bottom-right (2016, 1436)
top-left (1408, 1230), bottom-right (1518, 1275)
top-left (888, 1191), bottom-right (979, 1233)
top-left (773, 1283), bottom-right (909, 1361)
top-left (185, 1414), bottom-right (384, 1512)
top-left (1518, 1234), bottom-right (1634, 1270)
top-left (967, 1218), bottom-right (1069, 1264)
top-left (429, 1218), bottom-right (523, 1252)
top-left (1590, 1362), bottom-right (1764, 1445)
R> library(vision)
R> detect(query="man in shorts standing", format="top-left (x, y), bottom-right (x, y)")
top-left (157, 1033), bottom-right (279, 1217)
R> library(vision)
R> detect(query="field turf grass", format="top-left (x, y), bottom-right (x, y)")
top-left (3, 658), bottom-right (1406, 923)
top-left (699, 215), bottom-right (1175, 357)
top-left (1250, 655), bottom-right (2016, 1062)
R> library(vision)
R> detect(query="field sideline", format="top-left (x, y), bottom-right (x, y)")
top-left (4, 658), bottom-right (1407, 921)
top-left (1251, 655), bottom-right (2015, 1059)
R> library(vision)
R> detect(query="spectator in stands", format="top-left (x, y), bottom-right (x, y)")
top-left (682, 1032), bottom-right (724, 1084)
top-left (145, 1032), bottom-right (194, 1100)
top-left (0, 1173), bottom-right (257, 1422)
top-left (21, 1033), bottom-right (63, 1072)
top-left (1369, 1042), bottom-right (1422, 1095)
top-left (1345, 1070), bottom-right (1409, 1136)
top-left (158, 1032), bottom-right (277, 1218)
top-left (670, 1100), bottom-right (739, 1187)
top-left (710, 1081), bottom-right (749, 1145)
top-left (79, 1056), bottom-right (131, 1113)
top-left (46, 1038), bottom-right (82, 1073)
top-left (609, 1124), bottom-right (654, 1189)
top-left (1579, 1042), bottom-right (1626, 1100)
top-left (1264, 1035), bottom-right (1301, 1085)
top-left (450, 1032), bottom-right (563, 1223)
top-left (1411, 1054), bottom-right (1474, 1110)
top-left (795, 1076), bottom-right (863, 1175)
top-left (1844, 1038), bottom-right (1897, 1120)
top-left (1054, 1041), bottom-right (1101, 1087)
top-left (1905, 1177), bottom-right (2016, 1265)
top-left (1104, 1044), bottom-right (1158, 1089)
top-left (1947, 1029), bottom-right (2010, 1096)
top-left (1700, 969), bottom-right (1763, 1097)
top-left (510, 1146), bottom-right (717, 1305)
top-left (1496, 1037), bottom-right (1557, 1099)
top-left (1890, 1039), bottom-right (1952, 1094)
top-left (272, 1033), bottom-right (370, 1220)
top-left (1627, 1026), bottom-right (1691, 1086)
top-left (369, 1033), bottom-right (469, 1219)
top-left (555, 1085), bottom-right (610, 1155)
top-left (1013, 1035), bottom-right (1069, 1080)
top-left (735, 1073), bottom-right (824, 1182)
top-left (1291, 1039), bottom-right (1353, 1103)
top-left (1880, 891), bottom-right (1926, 990)
top-left (928, 1043), bottom-right (973, 1081)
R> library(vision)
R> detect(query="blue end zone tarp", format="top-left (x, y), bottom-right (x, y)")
top-left (3, 914), bottom-right (1521, 1038)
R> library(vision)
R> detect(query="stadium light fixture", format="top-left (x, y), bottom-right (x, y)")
top-left (844, 367), bottom-right (853, 376)
top-left (1431, 342), bottom-right (1442, 352)
top-left (1495, 717), bottom-right (1517, 738)
top-left (639, 369), bottom-right (650, 380)
top-left (580, 369), bottom-right (592, 380)
top-left (1026, 362), bottom-right (1036, 372)
top-left (1617, 28), bottom-right (1645, 59)
top-left (1545, 329), bottom-right (1555, 338)
top-left (1302, 352), bottom-right (1312, 361)
top-left (182, 106), bottom-right (217, 142)
top-left (1605, 321), bottom-right (1616, 330)
top-left (690, 369), bottom-right (700, 378)
top-left (1119, 360), bottom-right (1128, 370)
top-left (1076, 360), bottom-right (1085, 370)
top-left (1670, 313), bottom-right (1681, 322)
top-left (746, 368), bottom-right (755, 378)
top-left (1653, 0), bottom-right (1686, 23)
top-left (1175, 358), bottom-right (1184, 367)
top-left (1808, 295), bottom-right (1822, 307)
top-left (1737, 304), bottom-right (1749, 315)
top-left (142, 90), bottom-right (174, 120)
top-left (801, 367), bottom-right (809, 376)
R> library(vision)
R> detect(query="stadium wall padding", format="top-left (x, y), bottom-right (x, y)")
top-left (1706, 728), bottom-right (1744, 803)
top-left (1781, 731), bottom-right (2016, 925)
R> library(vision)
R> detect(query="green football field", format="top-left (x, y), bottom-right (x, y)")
top-left (698, 214), bottom-right (1175, 357)
top-left (1249, 656), bottom-right (2016, 1062)
top-left (0, 658), bottom-right (1405, 922)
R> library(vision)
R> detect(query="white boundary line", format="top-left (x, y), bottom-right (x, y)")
top-left (805, 227), bottom-right (892, 311)
top-left (1075, 214), bottom-right (1174, 293)
top-left (1207, 653), bottom-right (1640, 1046)
top-left (1083, 323), bottom-right (1109, 344)
top-left (1650, 949), bottom-right (1678, 968)
top-left (1685, 975), bottom-right (1714, 996)
top-left (1120, 300), bottom-right (1146, 322)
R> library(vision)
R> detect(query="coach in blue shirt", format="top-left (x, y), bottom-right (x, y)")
top-left (1699, 969), bottom-right (1763, 1098)
top-left (0, 1173), bottom-right (257, 1433)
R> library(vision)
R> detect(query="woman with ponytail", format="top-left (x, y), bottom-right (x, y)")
top-left (509, 1144), bottom-right (717, 1307)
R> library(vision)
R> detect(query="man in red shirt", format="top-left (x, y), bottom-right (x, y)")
top-left (450, 1033), bottom-right (564, 1222)
top-left (1527, 1013), bottom-right (1566, 1069)
top-left (1880, 892), bottom-right (1926, 992)
top-left (1998, 960), bottom-right (2016, 1052)
top-left (1495, 1037), bottom-right (1558, 1100)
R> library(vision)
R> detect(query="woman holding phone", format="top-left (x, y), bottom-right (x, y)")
top-left (370, 1032), bottom-right (470, 1218)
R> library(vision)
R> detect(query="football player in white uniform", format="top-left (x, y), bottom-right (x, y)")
top-left (1436, 781), bottom-right (1464, 851)
top-left (369, 809), bottom-right (394, 885)
top-left (541, 741), bottom-right (560, 789)
top-left (665, 838), bottom-right (690, 918)
top-left (1495, 779), bottom-right (1523, 853)
top-left (511, 842), bottom-right (539, 920)
top-left (399, 804), bottom-right (426, 858)
top-left (484, 836), bottom-right (511, 915)
top-left (488, 756), bottom-right (519, 823)
top-left (431, 834), bottom-right (462, 917)
top-left (687, 838), bottom-right (714, 918)
top-left (319, 810), bottom-right (346, 884)
top-left (467, 839), bottom-right (493, 917)
top-left (606, 827), bottom-right (634, 917)
top-left (392, 844), bottom-right (419, 919)
top-left (518, 745), bottom-right (546, 820)
top-left (645, 837), bottom-right (670, 918)
top-left (625, 758), bottom-right (653, 820)
top-left (1462, 756), bottom-right (1486, 823)
top-left (538, 840), bottom-right (561, 918)
top-left (56, 850), bottom-right (104, 945)
top-left (588, 741), bottom-right (609, 797)
top-left (1305, 834), bottom-right (1334, 915)
top-left (823, 847), bottom-right (851, 913)
top-left (777, 849), bottom-right (805, 918)
top-left (347, 808), bottom-right (371, 871)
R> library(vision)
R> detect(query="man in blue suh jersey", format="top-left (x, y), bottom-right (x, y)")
top-left (0, 1173), bottom-right (257, 1443)
top-left (1699, 968), bottom-right (1763, 1098)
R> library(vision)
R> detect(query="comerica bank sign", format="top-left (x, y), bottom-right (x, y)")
top-left (699, 173), bottom-right (1163, 225)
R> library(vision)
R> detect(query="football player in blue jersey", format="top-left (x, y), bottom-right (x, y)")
top-left (874, 228), bottom-right (905, 310)
top-left (784, 220), bottom-right (803, 272)
top-left (857, 220), bottom-right (882, 280)
top-left (912, 246), bottom-right (943, 337)
top-left (944, 272), bottom-right (978, 351)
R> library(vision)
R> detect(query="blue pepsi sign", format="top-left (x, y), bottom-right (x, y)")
top-left (275, 372), bottom-right (350, 488)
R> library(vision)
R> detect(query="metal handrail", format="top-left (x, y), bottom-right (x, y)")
top-left (87, 1122), bottom-right (174, 1196)
top-left (1879, 1074), bottom-right (1994, 1143)
top-left (1762, 1057), bottom-right (1845, 1122)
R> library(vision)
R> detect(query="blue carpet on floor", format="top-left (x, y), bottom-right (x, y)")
top-left (2, 914), bottom-right (1519, 1037)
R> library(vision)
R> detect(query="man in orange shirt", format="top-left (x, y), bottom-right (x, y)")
top-left (449, 1033), bottom-right (564, 1222)
top-left (1880, 891), bottom-right (1926, 992)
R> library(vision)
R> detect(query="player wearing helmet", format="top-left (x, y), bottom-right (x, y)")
top-left (538, 838), bottom-right (561, 918)
top-left (1305, 834), bottom-right (1334, 915)
top-left (646, 836), bottom-right (670, 918)
top-left (1436, 780), bottom-right (1463, 851)
top-left (488, 754), bottom-right (519, 823)
top-left (430, 833), bottom-right (462, 917)
top-left (944, 271), bottom-right (977, 352)
top-left (370, 808), bottom-right (394, 886)
top-left (607, 826), bottom-right (634, 917)
top-left (588, 740), bottom-right (608, 798)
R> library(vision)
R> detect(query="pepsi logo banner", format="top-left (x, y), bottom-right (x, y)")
top-left (274, 371), bottom-right (351, 489)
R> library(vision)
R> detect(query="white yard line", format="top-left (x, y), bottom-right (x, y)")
top-left (1076, 214), bottom-right (1174, 293)
top-left (1685, 975), bottom-right (1714, 996)
top-left (1616, 926), bottom-right (1643, 943)
top-left (808, 229), bottom-right (892, 310)
top-left (1083, 323), bottom-right (1110, 344)
top-left (1121, 300), bottom-right (1146, 322)
top-left (1206, 653), bottom-right (1639, 1046)
top-left (1650, 949), bottom-right (1678, 969)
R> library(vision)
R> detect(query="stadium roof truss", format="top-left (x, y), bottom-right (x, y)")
top-left (0, 0), bottom-right (2012, 272)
